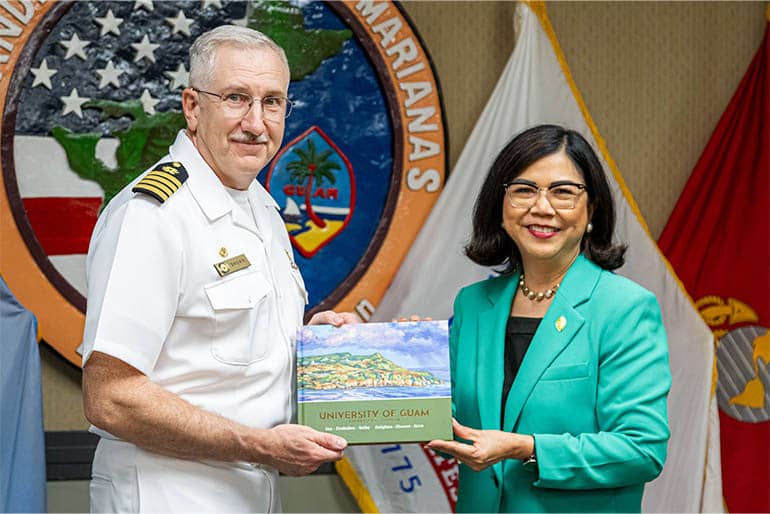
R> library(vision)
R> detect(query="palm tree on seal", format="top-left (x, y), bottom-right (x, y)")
top-left (286, 139), bottom-right (339, 229)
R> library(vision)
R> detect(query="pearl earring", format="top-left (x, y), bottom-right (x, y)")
top-left (586, 222), bottom-right (593, 234)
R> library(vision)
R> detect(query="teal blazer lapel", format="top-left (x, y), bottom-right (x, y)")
top-left (475, 274), bottom-right (517, 487)
top-left (501, 255), bottom-right (599, 433)
top-left (476, 274), bottom-right (519, 433)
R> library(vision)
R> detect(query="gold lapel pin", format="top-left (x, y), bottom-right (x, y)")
top-left (555, 316), bottom-right (567, 332)
top-left (219, 247), bottom-right (228, 257)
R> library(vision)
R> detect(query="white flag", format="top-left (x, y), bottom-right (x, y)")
top-left (339, 2), bottom-right (722, 512)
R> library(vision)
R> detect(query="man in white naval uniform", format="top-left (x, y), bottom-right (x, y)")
top-left (81, 26), bottom-right (355, 512)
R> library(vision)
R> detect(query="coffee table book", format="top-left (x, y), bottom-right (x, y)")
top-left (295, 320), bottom-right (453, 444)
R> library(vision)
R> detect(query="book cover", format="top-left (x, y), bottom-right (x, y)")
top-left (296, 320), bottom-right (453, 444)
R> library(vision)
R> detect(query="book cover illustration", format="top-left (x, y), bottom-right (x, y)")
top-left (296, 320), bottom-right (452, 444)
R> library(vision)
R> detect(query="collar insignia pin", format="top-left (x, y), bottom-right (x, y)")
top-left (555, 316), bottom-right (567, 332)
top-left (219, 247), bottom-right (228, 257)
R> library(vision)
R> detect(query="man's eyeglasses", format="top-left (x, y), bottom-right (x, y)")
top-left (192, 88), bottom-right (293, 120)
top-left (503, 179), bottom-right (587, 210)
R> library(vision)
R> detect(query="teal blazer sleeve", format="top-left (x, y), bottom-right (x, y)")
top-left (450, 255), bottom-right (671, 513)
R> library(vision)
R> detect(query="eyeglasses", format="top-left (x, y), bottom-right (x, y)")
top-left (503, 179), bottom-right (587, 210)
top-left (192, 88), bottom-right (293, 120)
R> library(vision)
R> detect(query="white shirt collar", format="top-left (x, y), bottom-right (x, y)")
top-left (168, 130), bottom-right (279, 219)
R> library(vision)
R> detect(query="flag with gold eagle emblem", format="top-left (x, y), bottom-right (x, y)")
top-left (658, 12), bottom-right (770, 514)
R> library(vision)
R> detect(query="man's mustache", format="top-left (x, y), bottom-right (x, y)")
top-left (230, 133), bottom-right (268, 144)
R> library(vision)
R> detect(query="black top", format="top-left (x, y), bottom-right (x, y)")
top-left (501, 316), bottom-right (542, 428)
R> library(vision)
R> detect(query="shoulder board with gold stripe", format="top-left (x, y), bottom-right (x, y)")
top-left (132, 161), bottom-right (189, 203)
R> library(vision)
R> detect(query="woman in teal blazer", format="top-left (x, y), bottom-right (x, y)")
top-left (427, 125), bottom-right (670, 513)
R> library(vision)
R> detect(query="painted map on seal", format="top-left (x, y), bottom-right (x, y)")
top-left (0, 0), bottom-right (447, 366)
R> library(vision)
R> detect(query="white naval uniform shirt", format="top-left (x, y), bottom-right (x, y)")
top-left (81, 130), bottom-right (308, 512)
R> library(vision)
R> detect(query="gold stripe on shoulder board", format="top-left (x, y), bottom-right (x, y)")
top-left (132, 161), bottom-right (189, 203)
top-left (140, 175), bottom-right (174, 197)
top-left (145, 171), bottom-right (182, 190)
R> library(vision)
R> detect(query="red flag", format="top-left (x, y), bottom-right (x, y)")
top-left (658, 16), bottom-right (770, 513)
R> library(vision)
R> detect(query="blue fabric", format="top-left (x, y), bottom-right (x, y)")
top-left (1, 277), bottom-right (46, 512)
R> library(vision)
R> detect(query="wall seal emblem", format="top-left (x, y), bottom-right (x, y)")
top-left (0, 0), bottom-right (447, 366)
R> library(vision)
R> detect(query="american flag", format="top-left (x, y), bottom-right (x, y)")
top-left (18, 0), bottom-right (253, 133)
top-left (14, 0), bottom-right (256, 296)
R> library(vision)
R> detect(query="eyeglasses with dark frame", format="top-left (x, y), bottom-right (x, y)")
top-left (192, 88), bottom-right (293, 120)
top-left (503, 179), bottom-right (587, 210)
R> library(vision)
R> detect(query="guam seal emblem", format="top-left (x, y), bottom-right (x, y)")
top-left (267, 125), bottom-right (355, 259)
top-left (0, 0), bottom-right (446, 366)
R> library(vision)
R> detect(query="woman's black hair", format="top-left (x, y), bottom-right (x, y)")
top-left (465, 124), bottom-right (626, 273)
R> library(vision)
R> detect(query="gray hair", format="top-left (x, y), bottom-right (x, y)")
top-left (188, 25), bottom-right (290, 88)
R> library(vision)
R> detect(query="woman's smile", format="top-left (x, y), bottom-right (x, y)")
top-left (527, 224), bottom-right (560, 238)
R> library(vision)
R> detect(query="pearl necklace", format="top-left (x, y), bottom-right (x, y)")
top-left (519, 274), bottom-right (559, 301)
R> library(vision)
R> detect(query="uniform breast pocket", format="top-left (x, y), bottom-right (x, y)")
top-left (204, 270), bottom-right (272, 365)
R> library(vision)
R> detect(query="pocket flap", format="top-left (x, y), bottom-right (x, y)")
top-left (541, 363), bottom-right (589, 381)
top-left (204, 271), bottom-right (271, 310)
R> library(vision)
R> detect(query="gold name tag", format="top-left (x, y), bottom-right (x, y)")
top-left (214, 254), bottom-right (251, 277)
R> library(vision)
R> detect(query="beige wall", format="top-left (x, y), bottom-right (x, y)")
top-left (402, 0), bottom-right (766, 237)
top-left (41, 344), bottom-right (87, 429)
top-left (41, 1), bottom-right (766, 434)
top-left (547, 1), bottom-right (765, 237)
